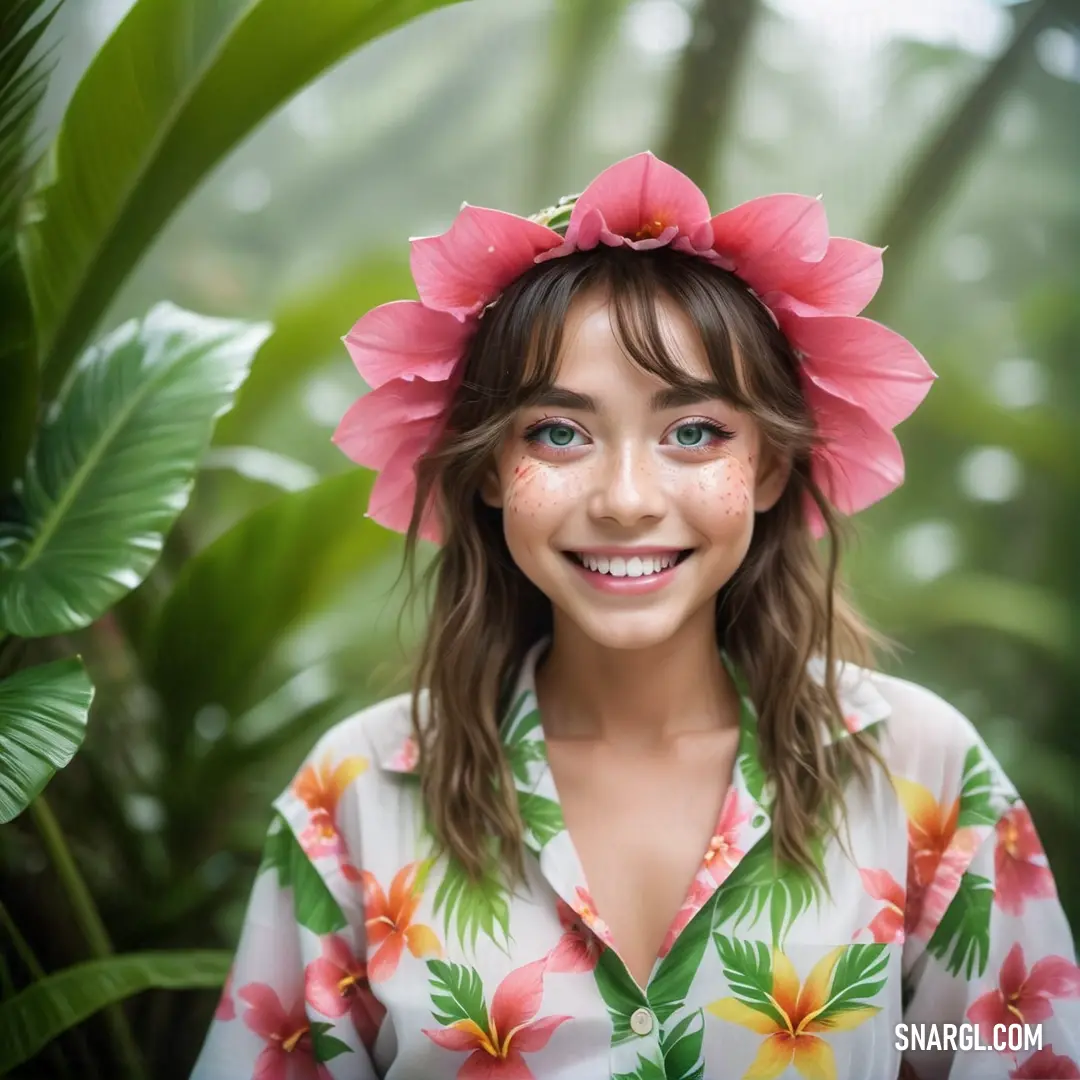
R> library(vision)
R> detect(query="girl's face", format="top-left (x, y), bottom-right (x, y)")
top-left (482, 289), bottom-right (790, 653)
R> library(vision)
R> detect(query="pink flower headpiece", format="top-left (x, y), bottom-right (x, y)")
top-left (333, 152), bottom-right (935, 543)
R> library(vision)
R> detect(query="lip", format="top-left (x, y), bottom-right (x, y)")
top-left (564, 550), bottom-right (689, 595)
top-left (564, 546), bottom-right (688, 557)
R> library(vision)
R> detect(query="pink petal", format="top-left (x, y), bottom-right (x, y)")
top-left (763, 237), bottom-right (884, 317)
top-left (490, 959), bottom-right (547, 1034)
top-left (239, 983), bottom-right (288, 1039)
top-left (1026, 955), bottom-right (1080, 999)
top-left (423, 1025), bottom-right (482, 1051)
top-left (562, 152), bottom-right (710, 252)
top-left (545, 933), bottom-right (597, 974)
top-left (805, 383), bottom-right (905, 517)
top-left (707, 194), bottom-right (829, 289)
top-left (252, 1045), bottom-right (287, 1080)
top-left (343, 301), bottom-right (473, 389)
top-left (304, 957), bottom-right (349, 1018)
top-left (967, 990), bottom-right (1010, 1038)
top-left (367, 931), bottom-right (406, 983)
top-left (510, 1013), bottom-right (572, 1052)
top-left (782, 311), bottom-right (935, 430)
top-left (460, 1048), bottom-right (534, 1080)
top-left (1000, 943), bottom-right (1029, 995)
top-left (365, 431), bottom-right (442, 542)
top-left (859, 868), bottom-right (906, 909)
top-left (332, 377), bottom-right (451, 471)
top-left (321, 934), bottom-right (359, 972)
top-left (410, 206), bottom-right (562, 319)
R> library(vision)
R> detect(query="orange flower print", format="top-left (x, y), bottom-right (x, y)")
top-left (292, 753), bottom-right (368, 861)
top-left (892, 776), bottom-right (979, 940)
top-left (361, 862), bottom-right (442, 981)
top-left (856, 868), bottom-right (905, 944)
top-left (571, 887), bottom-right (615, 949)
top-left (995, 806), bottom-right (1057, 917)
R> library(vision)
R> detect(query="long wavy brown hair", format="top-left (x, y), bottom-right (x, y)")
top-left (400, 244), bottom-right (886, 886)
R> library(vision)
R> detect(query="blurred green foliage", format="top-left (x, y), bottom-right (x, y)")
top-left (0, 0), bottom-right (1077, 1076)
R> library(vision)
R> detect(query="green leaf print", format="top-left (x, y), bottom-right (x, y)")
top-left (813, 944), bottom-right (888, 1026)
top-left (661, 1009), bottom-right (705, 1080)
top-left (593, 946), bottom-right (647, 1045)
top-left (648, 892), bottom-right (715, 1024)
top-left (431, 850), bottom-right (511, 954)
top-left (711, 841), bottom-right (821, 946)
top-left (612, 1053), bottom-right (668, 1080)
top-left (713, 937), bottom-right (787, 1030)
top-left (927, 871), bottom-right (993, 979)
top-left (260, 814), bottom-right (346, 935)
top-left (517, 791), bottom-right (564, 850)
top-left (427, 959), bottom-right (490, 1031)
top-left (956, 745), bottom-right (999, 828)
top-left (502, 691), bottom-right (541, 747)
top-left (506, 738), bottom-right (546, 784)
top-left (309, 1022), bottom-right (353, 1062)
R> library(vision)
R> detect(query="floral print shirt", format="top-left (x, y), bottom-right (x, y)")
top-left (191, 639), bottom-right (1080, 1080)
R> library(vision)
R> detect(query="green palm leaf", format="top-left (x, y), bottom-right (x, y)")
top-left (0, 656), bottom-right (92, 822)
top-left (0, 302), bottom-right (269, 637)
top-left (260, 813), bottom-right (347, 935)
top-left (431, 851), bottom-right (511, 954)
top-left (712, 936), bottom-right (786, 1030)
top-left (0, 0), bottom-right (62, 490)
top-left (19, 0), bottom-right (466, 397)
top-left (426, 959), bottom-right (489, 1031)
top-left (927, 871), bottom-right (993, 979)
top-left (0, 949), bottom-right (230, 1074)
top-left (814, 944), bottom-right (888, 1025)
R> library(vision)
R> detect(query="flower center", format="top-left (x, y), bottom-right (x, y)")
top-left (281, 1024), bottom-right (309, 1053)
top-left (1003, 821), bottom-right (1020, 857)
top-left (705, 835), bottom-right (728, 863)
top-left (632, 219), bottom-right (666, 241)
top-left (338, 972), bottom-right (359, 997)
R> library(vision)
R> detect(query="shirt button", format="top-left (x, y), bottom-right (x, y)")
top-left (629, 1007), bottom-right (654, 1036)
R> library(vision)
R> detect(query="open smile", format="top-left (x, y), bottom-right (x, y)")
top-left (561, 549), bottom-right (694, 594)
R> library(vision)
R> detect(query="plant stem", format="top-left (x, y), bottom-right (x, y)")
top-left (30, 796), bottom-right (146, 1080)
top-left (0, 897), bottom-right (78, 1080)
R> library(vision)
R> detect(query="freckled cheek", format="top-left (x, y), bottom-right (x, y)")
top-left (686, 457), bottom-right (753, 523)
top-left (504, 460), bottom-right (585, 520)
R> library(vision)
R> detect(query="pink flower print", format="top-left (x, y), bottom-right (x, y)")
top-left (388, 735), bottom-right (420, 772)
top-left (967, 944), bottom-right (1080, 1049)
top-left (423, 959), bottom-right (571, 1079)
top-left (995, 806), bottom-right (1057, 917)
top-left (292, 753), bottom-right (368, 861)
top-left (305, 934), bottom-right (386, 1053)
top-left (238, 982), bottom-right (330, 1080)
top-left (215, 967), bottom-right (235, 1021)
top-left (546, 898), bottom-right (602, 974)
top-left (658, 877), bottom-right (713, 959)
top-left (856, 868), bottom-right (905, 944)
top-left (702, 787), bottom-right (749, 886)
top-left (571, 887), bottom-right (615, 949)
top-left (1010, 1046), bottom-right (1080, 1078)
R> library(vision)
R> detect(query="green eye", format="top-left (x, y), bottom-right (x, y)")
top-left (676, 424), bottom-right (706, 446)
top-left (547, 425), bottom-right (576, 446)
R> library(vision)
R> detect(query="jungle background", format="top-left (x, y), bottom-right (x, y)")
top-left (0, 0), bottom-right (1078, 1076)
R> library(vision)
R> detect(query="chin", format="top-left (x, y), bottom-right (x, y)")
top-left (556, 605), bottom-right (694, 653)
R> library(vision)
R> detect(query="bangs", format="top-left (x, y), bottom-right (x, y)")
top-left (460, 246), bottom-right (782, 420)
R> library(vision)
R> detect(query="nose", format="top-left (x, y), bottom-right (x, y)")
top-left (586, 440), bottom-right (667, 526)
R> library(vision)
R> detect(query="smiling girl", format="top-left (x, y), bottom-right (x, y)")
top-left (191, 154), bottom-right (1079, 1080)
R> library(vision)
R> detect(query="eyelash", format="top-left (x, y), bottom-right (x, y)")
top-left (522, 416), bottom-right (735, 454)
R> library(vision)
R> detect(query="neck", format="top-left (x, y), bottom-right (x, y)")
top-left (535, 605), bottom-right (741, 748)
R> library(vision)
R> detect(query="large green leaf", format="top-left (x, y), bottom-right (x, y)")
top-left (0, 656), bottom-right (92, 823)
top-left (0, 949), bottom-right (230, 1074)
top-left (214, 253), bottom-right (415, 444)
top-left (0, 302), bottom-right (269, 637)
top-left (19, 0), bottom-right (466, 397)
top-left (143, 468), bottom-right (397, 735)
top-left (0, 0), bottom-right (63, 491)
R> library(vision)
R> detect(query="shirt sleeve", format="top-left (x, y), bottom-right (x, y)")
top-left (900, 800), bottom-right (1080, 1080)
top-left (189, 812), bottom-right (384, 1080)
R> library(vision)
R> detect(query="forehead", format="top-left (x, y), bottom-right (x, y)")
top-left (552, 288), bottom-right (714, 386)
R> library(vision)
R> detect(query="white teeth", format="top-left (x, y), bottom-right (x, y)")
top-left (577, 553), bottom-right (680, 577)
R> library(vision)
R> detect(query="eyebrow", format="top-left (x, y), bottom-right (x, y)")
top-left (528, 382), bottom-right (729, 413)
